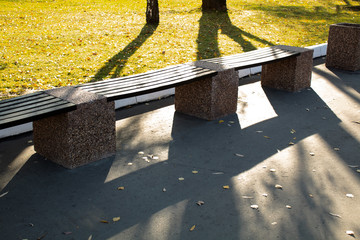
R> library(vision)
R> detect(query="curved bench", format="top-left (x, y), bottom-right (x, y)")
top-left (0, 45), bottom-right (313, 168)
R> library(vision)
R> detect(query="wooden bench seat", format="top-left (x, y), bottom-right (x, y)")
top-left (196, 45), bottom-right (300, 71)
top-left (77, 63), bottom-right (217, 101)
top-left (0, 91), bottom-right (76, 130)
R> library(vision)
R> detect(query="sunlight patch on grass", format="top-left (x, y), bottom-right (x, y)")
top-left (0, 0), bottom-right (359, 99)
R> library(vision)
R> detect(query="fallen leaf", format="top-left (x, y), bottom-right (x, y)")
top-left (286, 205), bottom-right (292, 209)
top-left (242, 196), bottom-right (254, 199)
top-left (357, 169), bottom-right (360, 173)
top-left (189, 225), bottom-right (196, 231)
top-left (178, 177), bottom-right (185, 181)
top-left (228, 121), bottom-right (235, 124)
top-left (309, 152), bottom-right (315, 156)
top-left (235, 153), bottom-right (244, 157)
top-left (63, 232), bottom-right (72, 235)
top-left (219, 120), bottom-right (224, 124)
top-left (333, 147), bottom-right (340, 151)
top-left (223, 185), bottom-right (230, 189)
top-left (346, 230), bottom-right (355, 237)
top-left (328, 212), bottom-right (342, 218)
top-left (290, 129), bottom-right (296, 134)
top-left (348, 165), bottom-right (359, 168)
top-left (0, 191), bottom-right (8, 198)
top-left (162, 188), bottom-right (167, 192)
top-left (262, 193), bottom-right (268, 197)
top-left (192, 170), bottom-right (198, 174)
top-left (127, 162), bottom-right (133, 166)
top-left (250, 205), bottom-right (259, 209)
top-left (196, 200), bottom-right (205, 206)
top-left (212, 172), bottom-right (224, 175)
top-left (270, 169), bottom-right (276, 172)
top-left (309, 194), bottom-right (314, 198)
top-left (138, 151), bottom-right (144, 155)
top-left (271, 222), bottom-right (278, 225)
top-left (113, 217), bottom-right (120, 222)
top-left (117, 186), bottom-right (125, 190)
top-left (288, 142), bottom-right (295, 145)
top-left (353, 121), bottom-right (360, 124)
top-left (37, 232), bottom-right (47, 240)
top-left (264, 136), bottom-right (270, 139)
top-left (306, 108), bottom-right (310, 111)
top-left (275, 184), bottom-right (283, 190)
top-left (346, 194), bottom-right (354, 198)
top-left (100, 220), bottom-right (109, 223)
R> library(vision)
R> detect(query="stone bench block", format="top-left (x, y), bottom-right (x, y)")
top-left (175, 68), bottom-right (238, 120)
top-left (326, 23), bottom-right (360, 71)
top-left (33, 87), bottom-right (116, 169)
top-left (261, 45), bottom-right (313, 92)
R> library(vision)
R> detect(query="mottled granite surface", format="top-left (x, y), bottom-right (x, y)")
top-left (261, 45), bottom-right (313, 92)
top-left (175, 69), bottom-right (238, 120)
top-left (33, 87), bottom-right (116, 169)
top-left (326, 23), bottom-right (360, 71)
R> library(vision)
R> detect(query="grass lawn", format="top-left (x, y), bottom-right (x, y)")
top-left (0, 0), bottom-right (359, 99)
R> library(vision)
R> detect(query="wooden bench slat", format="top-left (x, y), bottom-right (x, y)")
top-left (0, 92), bottom-right (77, 129)
top-left (0, 97), bottom-right (65, 116)
top-left (0, 95), bottom-right (56, 112)
top-left (0, 100), bottom-right (75, 121)
top-left (203, 47), bottom-right (292, 63)
top-left (0, 92), bottom-right (50, 110)
top-left (102, 69), bottom-right (218, 101)
top-left (0, 102), bottom-right (76, 130)
top-left (79, 66), bottom-right (214, 94)
top-left (79, 64), bottom-right (203, 90)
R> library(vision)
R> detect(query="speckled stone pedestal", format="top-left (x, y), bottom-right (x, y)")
top-left (175, 69), bottom-right (238, 120)
top-left (326, 23), bottom-right (360, 71)
top-left (261, 45), bottom-right (313, 92)
top-left (33, 87), bottom-right (116, 169)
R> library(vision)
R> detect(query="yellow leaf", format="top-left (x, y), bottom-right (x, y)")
top-left (264, 136), bottom-right (270, 139)
top-left (219, 120), bottom-right (224, 124)
top-left (223, 185), bottom-right (230, 189)
top-left (113, 217), bottom-right (120, 222)
top-left (117, 186), bottom-right (125, 190)
top-left (189, 225), bottom-right (196, 231)
top-left (192, 170), bottom-right (198, 174)
top-left (100, 220), bottom-right (109, 223)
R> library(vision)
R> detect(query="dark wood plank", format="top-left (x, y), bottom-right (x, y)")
top-left (80, 66), bottom-right (215, 94)
top-left (0, 102), bottom-right (76, 130)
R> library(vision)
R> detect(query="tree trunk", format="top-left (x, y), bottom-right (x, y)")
top-left (202, 0), bottom-right (227, 11)
top-left (146, 0), bottom-right (159, 24)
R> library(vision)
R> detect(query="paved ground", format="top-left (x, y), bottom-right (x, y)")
top-left (0, 58), bottom-right (359, 240)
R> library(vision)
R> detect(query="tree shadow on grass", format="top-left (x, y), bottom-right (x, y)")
top-left (91, 23), bottom-right (158, 82)
top-left (197, 10), bottom-right (274, 60)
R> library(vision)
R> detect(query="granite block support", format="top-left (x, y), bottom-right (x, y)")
top-left (261, 45), bottom-right (313, 92)
top-left (175, 69), bottom-right (238, 120)
top-left (33, 87), bottom-right (116, 169)
top-left (325, 23), bottom-right (360, 71)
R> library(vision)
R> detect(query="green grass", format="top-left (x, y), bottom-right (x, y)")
top-left (0, 0), bottom-right (359, 99)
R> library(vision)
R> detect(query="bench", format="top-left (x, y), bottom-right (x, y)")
top-left (0, 45), bottom-right (313, 168)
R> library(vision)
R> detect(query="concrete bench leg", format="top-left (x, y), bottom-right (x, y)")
top-left (325, 23), bottom-right (360, 71)
top-left (261, 45), bottom-right (313, 92)
top-left (175, 69), bottom-right (238, 120)
top-left (33, 87), bottom-right (116, 169)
